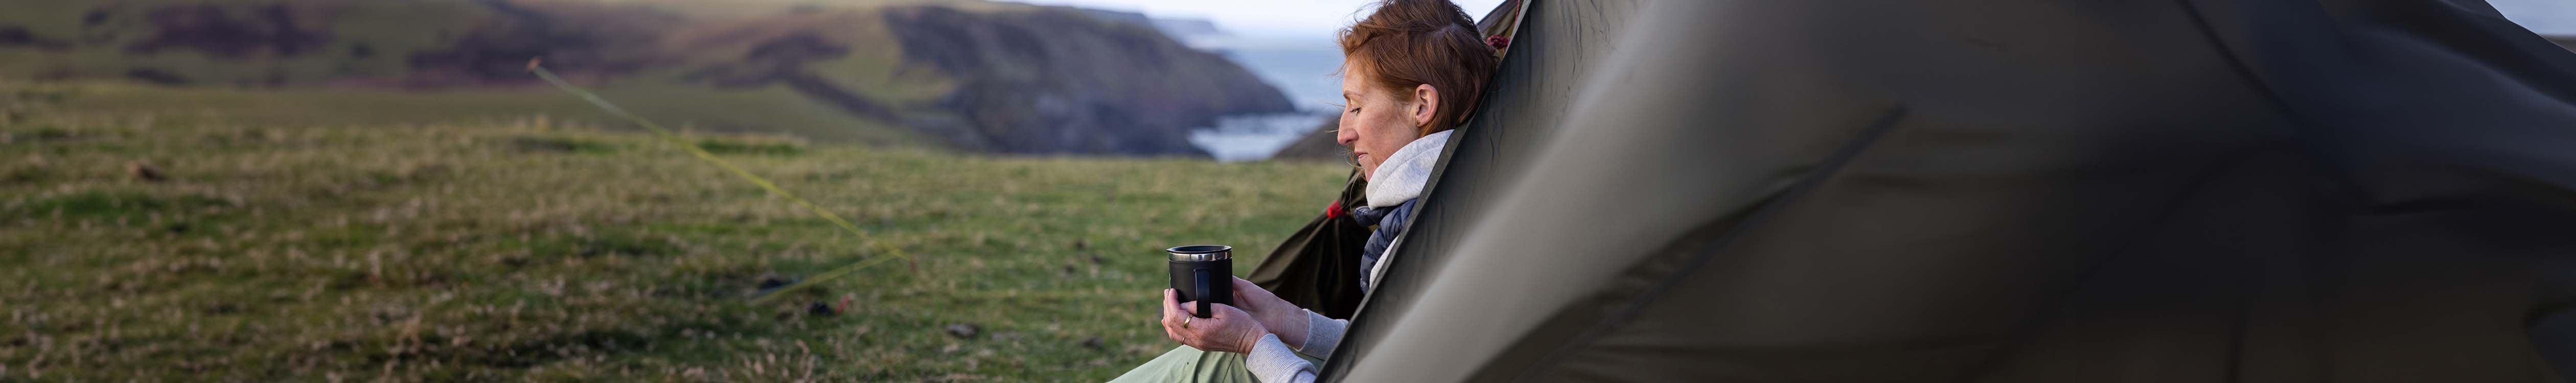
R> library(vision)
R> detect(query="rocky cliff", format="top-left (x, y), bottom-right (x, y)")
top-left (0, 0), bottom-right (1294, 156)
top-left (881, 6), bottom-right (1291, 155)
top-left (1270, 115), bottom-right (1350, 162)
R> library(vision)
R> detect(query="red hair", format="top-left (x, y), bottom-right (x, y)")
top-left (1339, 0), bottom-right (1499, 136)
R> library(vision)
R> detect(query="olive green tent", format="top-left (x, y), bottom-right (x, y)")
top-left (1319, 0), bottom-right (2576, 381)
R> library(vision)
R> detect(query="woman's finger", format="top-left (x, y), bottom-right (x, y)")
top-left (1229, 277), bottom-right (1256, 304)
top-left (1162, 315), bottom-right (1189, 342)
top-left (1229, 277), bottom-right (1287, 312)
top-left (1160, 289), bottom-right (1184, 329)
top-left (1209, 303), bottom-right (1245, 319)
top-left (1230, 277), bottom-right (1261, 295)
top-left (1165, 317), bottom-right (1199, 347)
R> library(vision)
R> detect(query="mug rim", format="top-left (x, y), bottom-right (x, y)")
top-left (1166, 245), bottom-right (1232, 254)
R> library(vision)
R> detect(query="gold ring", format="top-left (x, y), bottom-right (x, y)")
top-left (1183, 317), bottom-right (1192, 328)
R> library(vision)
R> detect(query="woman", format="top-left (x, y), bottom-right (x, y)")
top-left (1110, 1), bottom-right (1499, 381)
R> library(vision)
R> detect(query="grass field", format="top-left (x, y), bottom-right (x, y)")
top-left (0, 82), bottom-right (1347, 381)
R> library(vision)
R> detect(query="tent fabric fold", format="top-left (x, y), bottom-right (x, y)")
top-left (1320, 0), bottom-right (2576, 381)
top-left (1246, 173), bottom-right (1373, 319)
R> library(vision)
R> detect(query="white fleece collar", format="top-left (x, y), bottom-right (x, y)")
top-left (1365, 130), bottom-right (1452, 208)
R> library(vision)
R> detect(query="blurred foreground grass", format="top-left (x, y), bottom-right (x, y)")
top-left (0, 83), bottom-right (1344, 381)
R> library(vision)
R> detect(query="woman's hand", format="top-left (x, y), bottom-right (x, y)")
top-left (1161, 289), bottom-right (1269, 354)
top-left (1227, 277), bottom-right (1311, 349)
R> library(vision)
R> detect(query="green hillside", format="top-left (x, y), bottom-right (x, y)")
top-left (0, 0), bottom-right (1295, 155)
top-left (3, 81), bottom-right (915, 143)
top-left (1, 80), bottom-right (1343, 380)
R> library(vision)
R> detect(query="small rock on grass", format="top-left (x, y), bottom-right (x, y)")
top-left (1082, 337), bottom-right (1105, 350)
top-left (807, 301), bottom-right (837, 316)
top-left (945, 323), bottom-right (980, 339)
top-left (753, 274), bottom-right (797, 296)
top-left (127, 161), bottom-right (164, 182)
top-left (755, 274), bottom-right (794, 290)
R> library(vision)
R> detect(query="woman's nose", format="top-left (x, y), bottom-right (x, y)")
top-left (1335, 122), bottom-right (1358, 146)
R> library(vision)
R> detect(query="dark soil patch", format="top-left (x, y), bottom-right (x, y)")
top-left (125, 68), bottom-right (191, 85)
top-left (525, 232), bottom-right (685, 259)
top-left (694, 138), bottom-right (804, 156)
top-left (503, 136), bottom-right (615, 154)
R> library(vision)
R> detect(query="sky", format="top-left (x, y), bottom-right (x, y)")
top-left (1014, 0), bottom-right (2573, 36)
top-left (2493, 0), bottom-right (2576, 35)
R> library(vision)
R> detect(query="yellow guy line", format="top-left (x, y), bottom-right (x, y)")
top-left (527, 59), bottom-right (909, 304)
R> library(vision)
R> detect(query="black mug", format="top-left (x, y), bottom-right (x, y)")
top-left (1166, 245), bottom-right (1234, 318)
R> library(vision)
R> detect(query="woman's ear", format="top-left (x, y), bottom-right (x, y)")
top-left (1411, 84), bottom-right (1439, 129)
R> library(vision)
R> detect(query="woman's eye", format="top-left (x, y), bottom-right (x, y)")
top-left (1348, 108), bottom-right (1361, 113)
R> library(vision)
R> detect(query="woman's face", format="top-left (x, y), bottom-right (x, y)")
top-left (1336, 60), bottom-right (1435, 180)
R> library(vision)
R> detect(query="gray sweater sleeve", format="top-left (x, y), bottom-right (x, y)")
top-left (1246, 310), bottom-right (1351, 383)
top-left (1245, 334), bottom-right (1314, 383)
top-left (1296, 310), bottom-right (1348, 358)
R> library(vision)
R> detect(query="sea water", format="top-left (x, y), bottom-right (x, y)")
top-left (1186, 34), bottom-right (1345, 162)
top-left (1190, 112), bottom-right (1333, 162)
